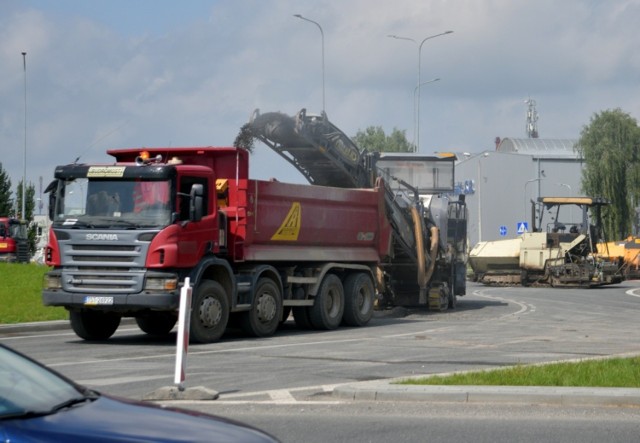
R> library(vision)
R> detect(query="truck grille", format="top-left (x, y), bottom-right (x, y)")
top-left (57, 229), bottom-right (152, 294)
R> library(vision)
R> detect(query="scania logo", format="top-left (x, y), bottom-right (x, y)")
top-left (86, 233), bottom-right (119, 241)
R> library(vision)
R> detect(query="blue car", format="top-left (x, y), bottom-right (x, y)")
top-left (0, 344), bottom-right (279, 442)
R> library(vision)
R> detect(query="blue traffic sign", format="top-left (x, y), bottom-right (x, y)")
top-left (499, 225), bottom-right (507, 236)
top-left (517, 222), bottom-right (529, 234)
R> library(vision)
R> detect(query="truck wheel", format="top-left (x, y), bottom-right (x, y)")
top-left (241, 278), bottom-right (282, 337)
top-left (448, 291), bottom-right (457, 309)
top-left (292, 307), bottom-right (313, 329)
top-left (70, 310), bottom-right (121, 341)
top-left (136, 312), bottom-right (177, 336)
top-left (342, 273), bottom-right (374, 327)
top-left (310, 274), bottom-right (344, 330)
top-left (280, 306), bottom-right (292, 326)
top-left (190, 280), bottom-right (229, 343)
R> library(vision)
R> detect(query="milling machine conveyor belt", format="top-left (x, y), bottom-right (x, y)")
top-left (248, 109), bottom-right (371, 188)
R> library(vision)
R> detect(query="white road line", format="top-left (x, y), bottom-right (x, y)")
top-left (625, 288), bottom-right (640, 298)
top-left (46, 337), bottom-right (370, 368)
top-left (473, 290), bottom-right (532, 319)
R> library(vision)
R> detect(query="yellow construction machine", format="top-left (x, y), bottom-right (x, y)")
top-left (469, 197), bottom-right (624, 287)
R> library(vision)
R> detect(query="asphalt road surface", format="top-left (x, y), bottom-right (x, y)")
top-left (3, 281), bottom-right (640, 442)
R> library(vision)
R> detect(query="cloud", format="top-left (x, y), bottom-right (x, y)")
top-left (1, 0), bottom-right (639, 204)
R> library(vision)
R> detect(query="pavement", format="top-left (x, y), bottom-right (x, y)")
top-left (4, 320), bottom-right (640, 407)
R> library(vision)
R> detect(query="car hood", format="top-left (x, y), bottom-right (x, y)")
top-left (1, 394), bottom-right (277, 442)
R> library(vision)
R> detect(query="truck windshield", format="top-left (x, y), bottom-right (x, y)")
top-left (54, 178), bottom-right (172, 228)
top-left (9, 223), bottom-right (27, 239)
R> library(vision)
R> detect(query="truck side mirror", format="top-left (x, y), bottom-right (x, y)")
top-left (0, 225), bottom-right (5, 238)
top-left (189, 184), bottom-right (204, 222)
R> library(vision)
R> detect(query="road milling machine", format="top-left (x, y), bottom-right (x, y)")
top-left (469, 196), bottom-right (623, 287)
top-left (246, 109), bottom-right (468, 310)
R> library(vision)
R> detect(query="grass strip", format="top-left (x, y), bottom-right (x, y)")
top-left (397, 357), bottom-right (640, 388)
top-left (0, 263), bottom-right (67, 324)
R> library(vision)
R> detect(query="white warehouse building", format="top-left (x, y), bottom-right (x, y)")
top-left (454, 137), bottom-right (583, 248)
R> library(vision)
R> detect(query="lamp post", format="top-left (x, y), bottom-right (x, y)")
top-left (477, 152), bottom-right (489, 242)
top-left (294, 14), bottom-right (325, 114)
top-left (388, 30), bottom-right (453, 152)
top-left (524, 178), bottom-right (543, 224)
top-left (412, 78), bottom-right (440, 150)
top-left (21, 51), bottom-right (27, 221)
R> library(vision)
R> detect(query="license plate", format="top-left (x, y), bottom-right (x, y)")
top-left (84, 296), bottom-right (114, 306)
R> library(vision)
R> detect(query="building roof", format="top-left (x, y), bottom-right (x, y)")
top-left (497, 137), bottom-right (580, 159)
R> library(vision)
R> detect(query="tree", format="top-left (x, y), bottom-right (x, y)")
top-left (352, 126), bottom-right (414, 153)
top-left (14, 180), bottom-right (36, 221)
top-left (576, 108), bottom-right (640, 239)
top-left (15, 179), bottom-right (39, 256)
top-left (0, 163), bottom-right (12, 215)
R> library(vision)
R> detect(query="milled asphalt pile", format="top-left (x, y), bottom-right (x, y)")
top-left (4, 320), bottom-right (640, 407)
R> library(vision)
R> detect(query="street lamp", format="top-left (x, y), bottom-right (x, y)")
top-left (477, 152), bottom-right (489, 243)
top-left (294, 14), bottom-right (325, 114)
top-left (524, 178), bottom-right (543, 224)
top-left (21, 51), bottom-right (27, 221)
top-left (388, 30), bottom-right (453, 152)
top-left (412, 78), bottom-right (440, 151)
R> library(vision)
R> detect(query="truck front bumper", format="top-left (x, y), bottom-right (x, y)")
top-left (42, 290), bottom-right (180, 312)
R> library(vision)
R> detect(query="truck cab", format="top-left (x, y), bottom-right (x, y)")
top-left (43, 148), bottom-right (233, 342)
top-left (0, 217), bottom-right (29, 262)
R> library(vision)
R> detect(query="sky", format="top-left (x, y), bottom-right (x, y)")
top-left (1, 0), bottom-right (639, 208)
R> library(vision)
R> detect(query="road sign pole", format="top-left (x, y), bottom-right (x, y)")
top-left (174, 278), bottom-right (192, 390)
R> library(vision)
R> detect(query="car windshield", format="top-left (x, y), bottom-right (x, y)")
top-left (0, 346), bottom-right (85, 419)
top-left (54, 178), bottom-right (172, 229)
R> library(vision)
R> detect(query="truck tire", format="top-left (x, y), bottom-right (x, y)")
top-left (136, 312), bottom-right (177, 336)
top-left (70, 310), bottom-right (121, 341)
top-left (310, 274), bottom-right (344, 330)
top-left (241, 278), bottom-right (282, 337)
top-left (280, 306), bottom-right (292, 326)
top-left (292, 307), bottom-right (313, 329)
top-left (448, 291), bottom-right (457, 309)
top-left (342, 272), bottom-right (374, 327)
top-left (190, 280), bottom-right (229, 343)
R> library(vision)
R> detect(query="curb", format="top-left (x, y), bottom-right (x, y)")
top-left (333, 381), bottom-right (640, 407)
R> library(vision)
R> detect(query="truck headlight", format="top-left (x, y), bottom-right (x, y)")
top-left (43, 273), bottom-right (62, 290)
top-left (145, 277), bottom-right (178, 291)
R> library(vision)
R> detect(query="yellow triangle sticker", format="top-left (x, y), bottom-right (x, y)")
top-left (271, 202), bottom-right (301, 241)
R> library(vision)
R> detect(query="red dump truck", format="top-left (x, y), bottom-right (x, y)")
top-left (42, 147), bottom-right (397, 342)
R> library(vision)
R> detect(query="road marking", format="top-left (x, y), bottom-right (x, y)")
top-left (46, 337), bottom-right (371, 368)
top-left (473, 290), bottom-right (532, 319)
top-left (268, 389), bottom-right (296, 402)
top-left (625, 288), bottom-right (640, 298)
top-left (77, 374), bottom-right (169, 387)
top-left (159, 383), bottom-right (345, 406)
